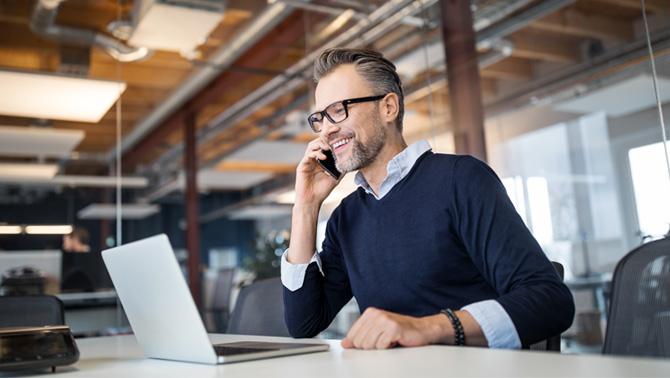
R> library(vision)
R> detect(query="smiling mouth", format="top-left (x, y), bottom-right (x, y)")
top-left (331, 137), bottom-right (352, 152)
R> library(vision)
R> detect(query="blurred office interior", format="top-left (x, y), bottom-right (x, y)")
top-left (0, 0), bottom-right (669, 355)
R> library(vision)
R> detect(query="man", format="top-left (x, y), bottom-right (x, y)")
top-left (61, 227), bottom-right (96, 291)
top-left (62, 227), bottom-right (91, 253)
top-left (282, 48), bottom-right (574, 349)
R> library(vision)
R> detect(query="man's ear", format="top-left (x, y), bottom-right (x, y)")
top-left (380, 93), bottom-right (400, 125)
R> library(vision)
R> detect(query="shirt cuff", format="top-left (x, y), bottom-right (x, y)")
top-left (280, 249), bottom-right (324, 292)
top-left (461, 300), bottom-right (521, 349)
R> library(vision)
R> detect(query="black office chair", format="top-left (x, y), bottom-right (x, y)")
top-left (0, 295), bottom-right (65, 327)
top-left (529, 261), bottom-right (564, 352)
top-left (227, 277), bottom-right (290, 337)
top-left (603, 236), bottom-right (670, 358)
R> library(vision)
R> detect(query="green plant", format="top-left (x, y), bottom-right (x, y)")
top-left (243, 230), bottom-right (290, 280)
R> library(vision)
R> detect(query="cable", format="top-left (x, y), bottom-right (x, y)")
top-left (419, 2), bottom-right (437, 149)
top-left (640, 0), bottom-right (670, 186)
top-left (114, 0), bottom-right (124, 331)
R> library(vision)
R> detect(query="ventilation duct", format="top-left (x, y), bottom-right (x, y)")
top-left (30, 0), bottom-right (149, 63)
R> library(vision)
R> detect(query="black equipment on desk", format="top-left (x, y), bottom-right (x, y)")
top-left (0, 325), bottom-right (79, 372)
top-left (1, 266), bottom-right (46, 295)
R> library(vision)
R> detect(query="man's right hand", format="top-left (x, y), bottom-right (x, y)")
top-left (294, 138), bottom-right (341, 208)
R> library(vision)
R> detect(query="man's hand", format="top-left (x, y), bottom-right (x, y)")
top-left (294, 138), bottom-right (340, 208)
top-left (341, 307), bottom-right (450, 350)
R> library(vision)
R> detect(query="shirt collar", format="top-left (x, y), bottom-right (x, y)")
top-left (354, 140), bottom-right (432, 199)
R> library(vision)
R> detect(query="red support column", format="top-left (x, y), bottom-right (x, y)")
top-left (184, 110), bottom-right (201, 307)
top-left (440, 0), bottom-right (487, 161)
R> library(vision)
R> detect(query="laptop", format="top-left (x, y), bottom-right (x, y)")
top-left (101, 234), bottom-right (328, 364)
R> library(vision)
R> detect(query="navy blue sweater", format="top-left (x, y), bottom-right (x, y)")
top-left (284, 152), bottom-right (575, 346)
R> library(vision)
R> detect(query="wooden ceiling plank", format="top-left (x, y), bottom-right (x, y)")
top-left (531, 9), bottom-right (634, 41)
top-left (510, 33), bottom-right (581, 63)
top-left (481, 58), bottom-right (533, 80)
top-left (216, 160), bottom-right (296, 174)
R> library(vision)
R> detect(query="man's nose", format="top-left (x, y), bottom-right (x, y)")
top-left (319, 119), bottom-right (340, 139)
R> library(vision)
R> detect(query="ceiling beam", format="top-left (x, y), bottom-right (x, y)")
top-left (510, 32), bottom-right (581, 63)
top-left (89, 63), bottom-right (190, 89)
top-left (215, 160), bottom-right (296, 174)
top-left (481, 57), bottom-right (533, 80)
top-left (531, 8), bottom-right (634, 41)
top-left (589, 0), bottom-right (669, 14)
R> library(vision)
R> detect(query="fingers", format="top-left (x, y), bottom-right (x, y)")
top-left (343, 308), bottom-right (401, 350)
top-left (300, 138), bottom-right (330, 165)
top-left (307, 138), bottom-right (330, 153)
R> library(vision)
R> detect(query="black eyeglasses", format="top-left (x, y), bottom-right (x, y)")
top-left (307, 94), bottom-right (386, 133)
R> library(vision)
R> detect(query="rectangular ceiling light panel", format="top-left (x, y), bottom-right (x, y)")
top-left (225, 141), bottom-right (308, 165)
top-left (0, 70), bottom-right (126, 123)
top-left (78, 204), bottom-right (160, 220)
top-left (0, 126), bottom-right (84, 158)
top-left (25, 225), bottom-right (73, 235)
top-left (0, 163), bottom-right (58, 179)
top-left (128, 2), bottom-right (224, 54)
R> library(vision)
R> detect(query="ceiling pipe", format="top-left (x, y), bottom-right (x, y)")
top-left (108, 2), bottom-right (298, 161)
top-left (155, 0), bottom-right (422, 172)
top-left (274, 0), bottom-right (433, 28)
top-left (155, 0), bottom-right (565, 173)
top-left (30, 0), bottom-right (149, 63)
top-left (403, 38), bottom-right (514, 105)
top-left (146, 0), bottom-right (575, 200)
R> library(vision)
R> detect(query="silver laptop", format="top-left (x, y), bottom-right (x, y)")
top-left (102, 234), bottom-right (328, 364)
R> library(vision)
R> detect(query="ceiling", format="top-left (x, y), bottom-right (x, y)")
top-left (0, 0), bottom-right (668, 205)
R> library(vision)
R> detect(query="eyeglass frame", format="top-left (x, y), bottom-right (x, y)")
top-left (307, 94), bottom-right (387, 133)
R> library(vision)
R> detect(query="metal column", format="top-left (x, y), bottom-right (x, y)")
top-left (184, 110), bottom-right (201, 307)
top-left (440, 0), bottom-right (487, 161)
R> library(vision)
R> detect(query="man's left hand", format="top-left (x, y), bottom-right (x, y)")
top-left (341, 307), bottom-right (448, 350)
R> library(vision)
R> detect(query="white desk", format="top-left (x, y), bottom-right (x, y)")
top-left (7, 334), bottom-right (670, 377)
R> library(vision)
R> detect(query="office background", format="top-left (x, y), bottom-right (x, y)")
top-left (0, 0), bottom-right (668, 355)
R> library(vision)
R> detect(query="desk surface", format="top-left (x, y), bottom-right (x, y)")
top-left (7, 334), bottom-right (670, 377)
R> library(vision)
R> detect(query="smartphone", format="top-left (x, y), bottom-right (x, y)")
top-left (317, 149), bottom-right (342, 180)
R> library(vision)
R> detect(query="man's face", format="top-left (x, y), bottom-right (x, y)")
top-left (315, 64), bottom-right (386, 173)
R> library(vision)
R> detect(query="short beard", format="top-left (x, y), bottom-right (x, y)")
top-left (335, 119), bottom-right (386, 173)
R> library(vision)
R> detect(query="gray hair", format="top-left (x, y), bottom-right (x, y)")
top-left (314, 48), bottom-right (405, 132)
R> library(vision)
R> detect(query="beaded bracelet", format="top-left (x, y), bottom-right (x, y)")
top-left (441, 308), bottom-right (465, 346)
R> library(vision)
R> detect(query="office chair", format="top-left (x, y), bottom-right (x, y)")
top-left (208, 267), bottom-right (236, 332)
top-left (0, 295), bottom-right (65, 327)
top-left (529, 261), bottom-right (564, 352)
top-left (603, 236), bottom-right (670, 357)
top-left (227, 277), bottom-right (290, 337)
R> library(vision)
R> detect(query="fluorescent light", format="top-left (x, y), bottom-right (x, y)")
top-left (0, 163), bottom-right (58, 179)
top-left (25, 225), bottom-right (73, 235)
top-left (0, 126), bottom-right (84, 158)
top-left (0, 225), bottom-right (23, 234)
top-left (0, 174), bottom-right (148, 188)
top-left (228, 205), bottom-right (292, 220)
top-left (78, 203), bottom-right (160, 220)
top-left (0, 70), bottom-right (126, 123)
top-left (128, 2), bottom-right (224, 54)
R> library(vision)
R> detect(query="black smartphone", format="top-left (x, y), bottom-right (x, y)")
top-left (317, 149), bottom-right (342, 180)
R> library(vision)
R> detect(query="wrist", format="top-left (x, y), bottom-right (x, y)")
top-left (441, 309), bottom-right (466, 346)
top-left (423, 314), bottom-right (454, 345)
top-left (292, 202), bottom-right (321, 215)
